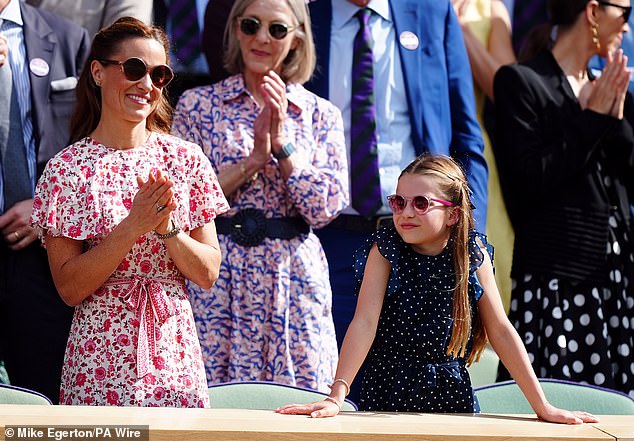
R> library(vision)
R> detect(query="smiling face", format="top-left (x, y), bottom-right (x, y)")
top-left (91, 37), bottom-right (167, 128)
top-left (392, 173), bottom-right (459, 255)
top-left (236, 0), bottom-right (299, 80)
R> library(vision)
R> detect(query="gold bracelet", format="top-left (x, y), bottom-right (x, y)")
top-left (323, 396), bottom-right (341, 411)
top-left (328, 378), bottom-right (351, 396)
top-left (239, 162), bottom-right (257, 182)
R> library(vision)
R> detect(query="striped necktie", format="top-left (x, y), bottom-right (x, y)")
top-left (169, 0), bottom-right (201, 67)
top-left (0, 20), bottom-right (32, 213)
top-left (350, 8), bottom-right (381, 218)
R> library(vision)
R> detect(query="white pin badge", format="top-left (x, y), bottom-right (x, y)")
top-left (399, 31), bottom-right (419, 51)
top-left (29, 58), bottom-right (50, 77)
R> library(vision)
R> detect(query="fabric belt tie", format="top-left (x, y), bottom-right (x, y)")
top-left (104, 276), bottom-right (181, 378)
top-left (418, 360), bottom-right (462, 387)
top-left (407, 360), bottom-right (463, 400)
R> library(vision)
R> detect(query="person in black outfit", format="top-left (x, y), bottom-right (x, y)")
top-left (493, 0), bottom-right (634, 397)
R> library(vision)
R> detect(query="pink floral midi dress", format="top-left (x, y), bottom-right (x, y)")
top-left (31, 133), bottom-right (229, 406)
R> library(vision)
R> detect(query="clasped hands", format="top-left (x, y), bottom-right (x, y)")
top-left (252, 70), bottom-right (289, 165)
top-left (127, 169), bottom-right (176, 236)
top-left (580, 49), bottom-right (631, 120)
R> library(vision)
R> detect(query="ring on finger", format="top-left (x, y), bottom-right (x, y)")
top-left (156, 203), bottom-right (166, 212)
top-left (13, 231), bottom-right (20, 241)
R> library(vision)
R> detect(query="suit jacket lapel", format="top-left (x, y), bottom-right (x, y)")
top-left (21, 2), bottom-right (55, 151)
top-left (532, 51), bottom-right (574, 105)
top-left (390, 0), bottom-right (424, 154)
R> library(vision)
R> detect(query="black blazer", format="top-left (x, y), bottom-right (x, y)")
top-left (493, 50), bottom-right (634, 282)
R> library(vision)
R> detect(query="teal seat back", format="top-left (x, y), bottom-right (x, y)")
top-left (467, 346), bottom-right (499, 387)
top-left (0, 384), bottom-right (52, 405)
top-left (208, 381), bottom-right (357, 411)
top-left (0, 360), bottom-right (9, 385)
top-left (474, 379), bottom-right (634, 415)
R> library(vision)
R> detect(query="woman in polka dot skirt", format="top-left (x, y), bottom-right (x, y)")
top-left (277, 154), bottom-right (598, 424)
top-left (492, 0), bottom-right (634, 397)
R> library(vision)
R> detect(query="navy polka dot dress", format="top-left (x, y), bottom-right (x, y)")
top-left (353, 226), bottom-right (491, 412)
top-left (497, 167), bottom-right (634, 397)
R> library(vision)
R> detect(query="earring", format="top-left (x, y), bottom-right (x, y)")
top-left (591, 23), bottom-right (601, 51)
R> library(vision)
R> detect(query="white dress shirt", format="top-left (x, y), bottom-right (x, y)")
top-left (0, 0), bottom-right (36, 213)
top-left (329, 0), bottom-right (416, 215)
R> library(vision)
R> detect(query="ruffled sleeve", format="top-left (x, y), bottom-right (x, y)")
top-left (468, 229), bottom-right (494, 301)
top-left (353, 225), bottom-right (403, 297)
top-left (31, 144), bottom-right (96, 245)
top-left (174, 136), bottom-right (230, 230)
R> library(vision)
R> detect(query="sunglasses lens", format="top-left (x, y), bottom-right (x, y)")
top-left (122, 58), bottom-right (147, 81)
top-left (240, 17), bottom-right (259, 35)
top-left (269, 23), bottom-right (289, 40)
top-left (412, 196), bottom-right (430, 213)
top-left (625, 7), bottom-right (631, 22)
top-left (150, 65), bottom-right (173, 88)
top-left (388, 195), bottom-right (406, 213)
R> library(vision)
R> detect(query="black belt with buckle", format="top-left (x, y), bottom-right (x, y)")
top-left (215, 208), bottom-right (310, 247)
top-left (327, 214), bottom-right (393, 234)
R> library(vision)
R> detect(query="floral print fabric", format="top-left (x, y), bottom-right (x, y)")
top-left (172, 75), bottom-right (349, 392)
top-left (31, 133), bottom-right (229, 407)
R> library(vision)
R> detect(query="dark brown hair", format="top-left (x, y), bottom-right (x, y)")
top-left (519, 0), bottom-right (589, 61)
top-left (400, 154), bottom-right (487, 365)
top-left (70, 17), bottom-right (173, 142)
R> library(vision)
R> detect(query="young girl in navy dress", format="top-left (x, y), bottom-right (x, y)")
top-left (277, 154), bottom-right (598, 424)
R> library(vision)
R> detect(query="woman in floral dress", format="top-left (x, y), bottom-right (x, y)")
top-left (30, 17), bottom-right (229, 407)
top-left (172, 0), bottom-right (348, 391)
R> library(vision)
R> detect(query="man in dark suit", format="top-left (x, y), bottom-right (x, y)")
top-left (0, 0), bottom-right (90, 403)
top-left (307, 0), bottom-right (487, 401)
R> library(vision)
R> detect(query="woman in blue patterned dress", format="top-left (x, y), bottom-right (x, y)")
top-left (278, 154), bottom-right (598, 423)
top-left (171, 0), bottom-right (348, 391)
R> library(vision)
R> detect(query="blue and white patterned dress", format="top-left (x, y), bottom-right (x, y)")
top-left (172, 74), bottom-right (349, 392)
top-left (354, 227), bottom-right (490, 412)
